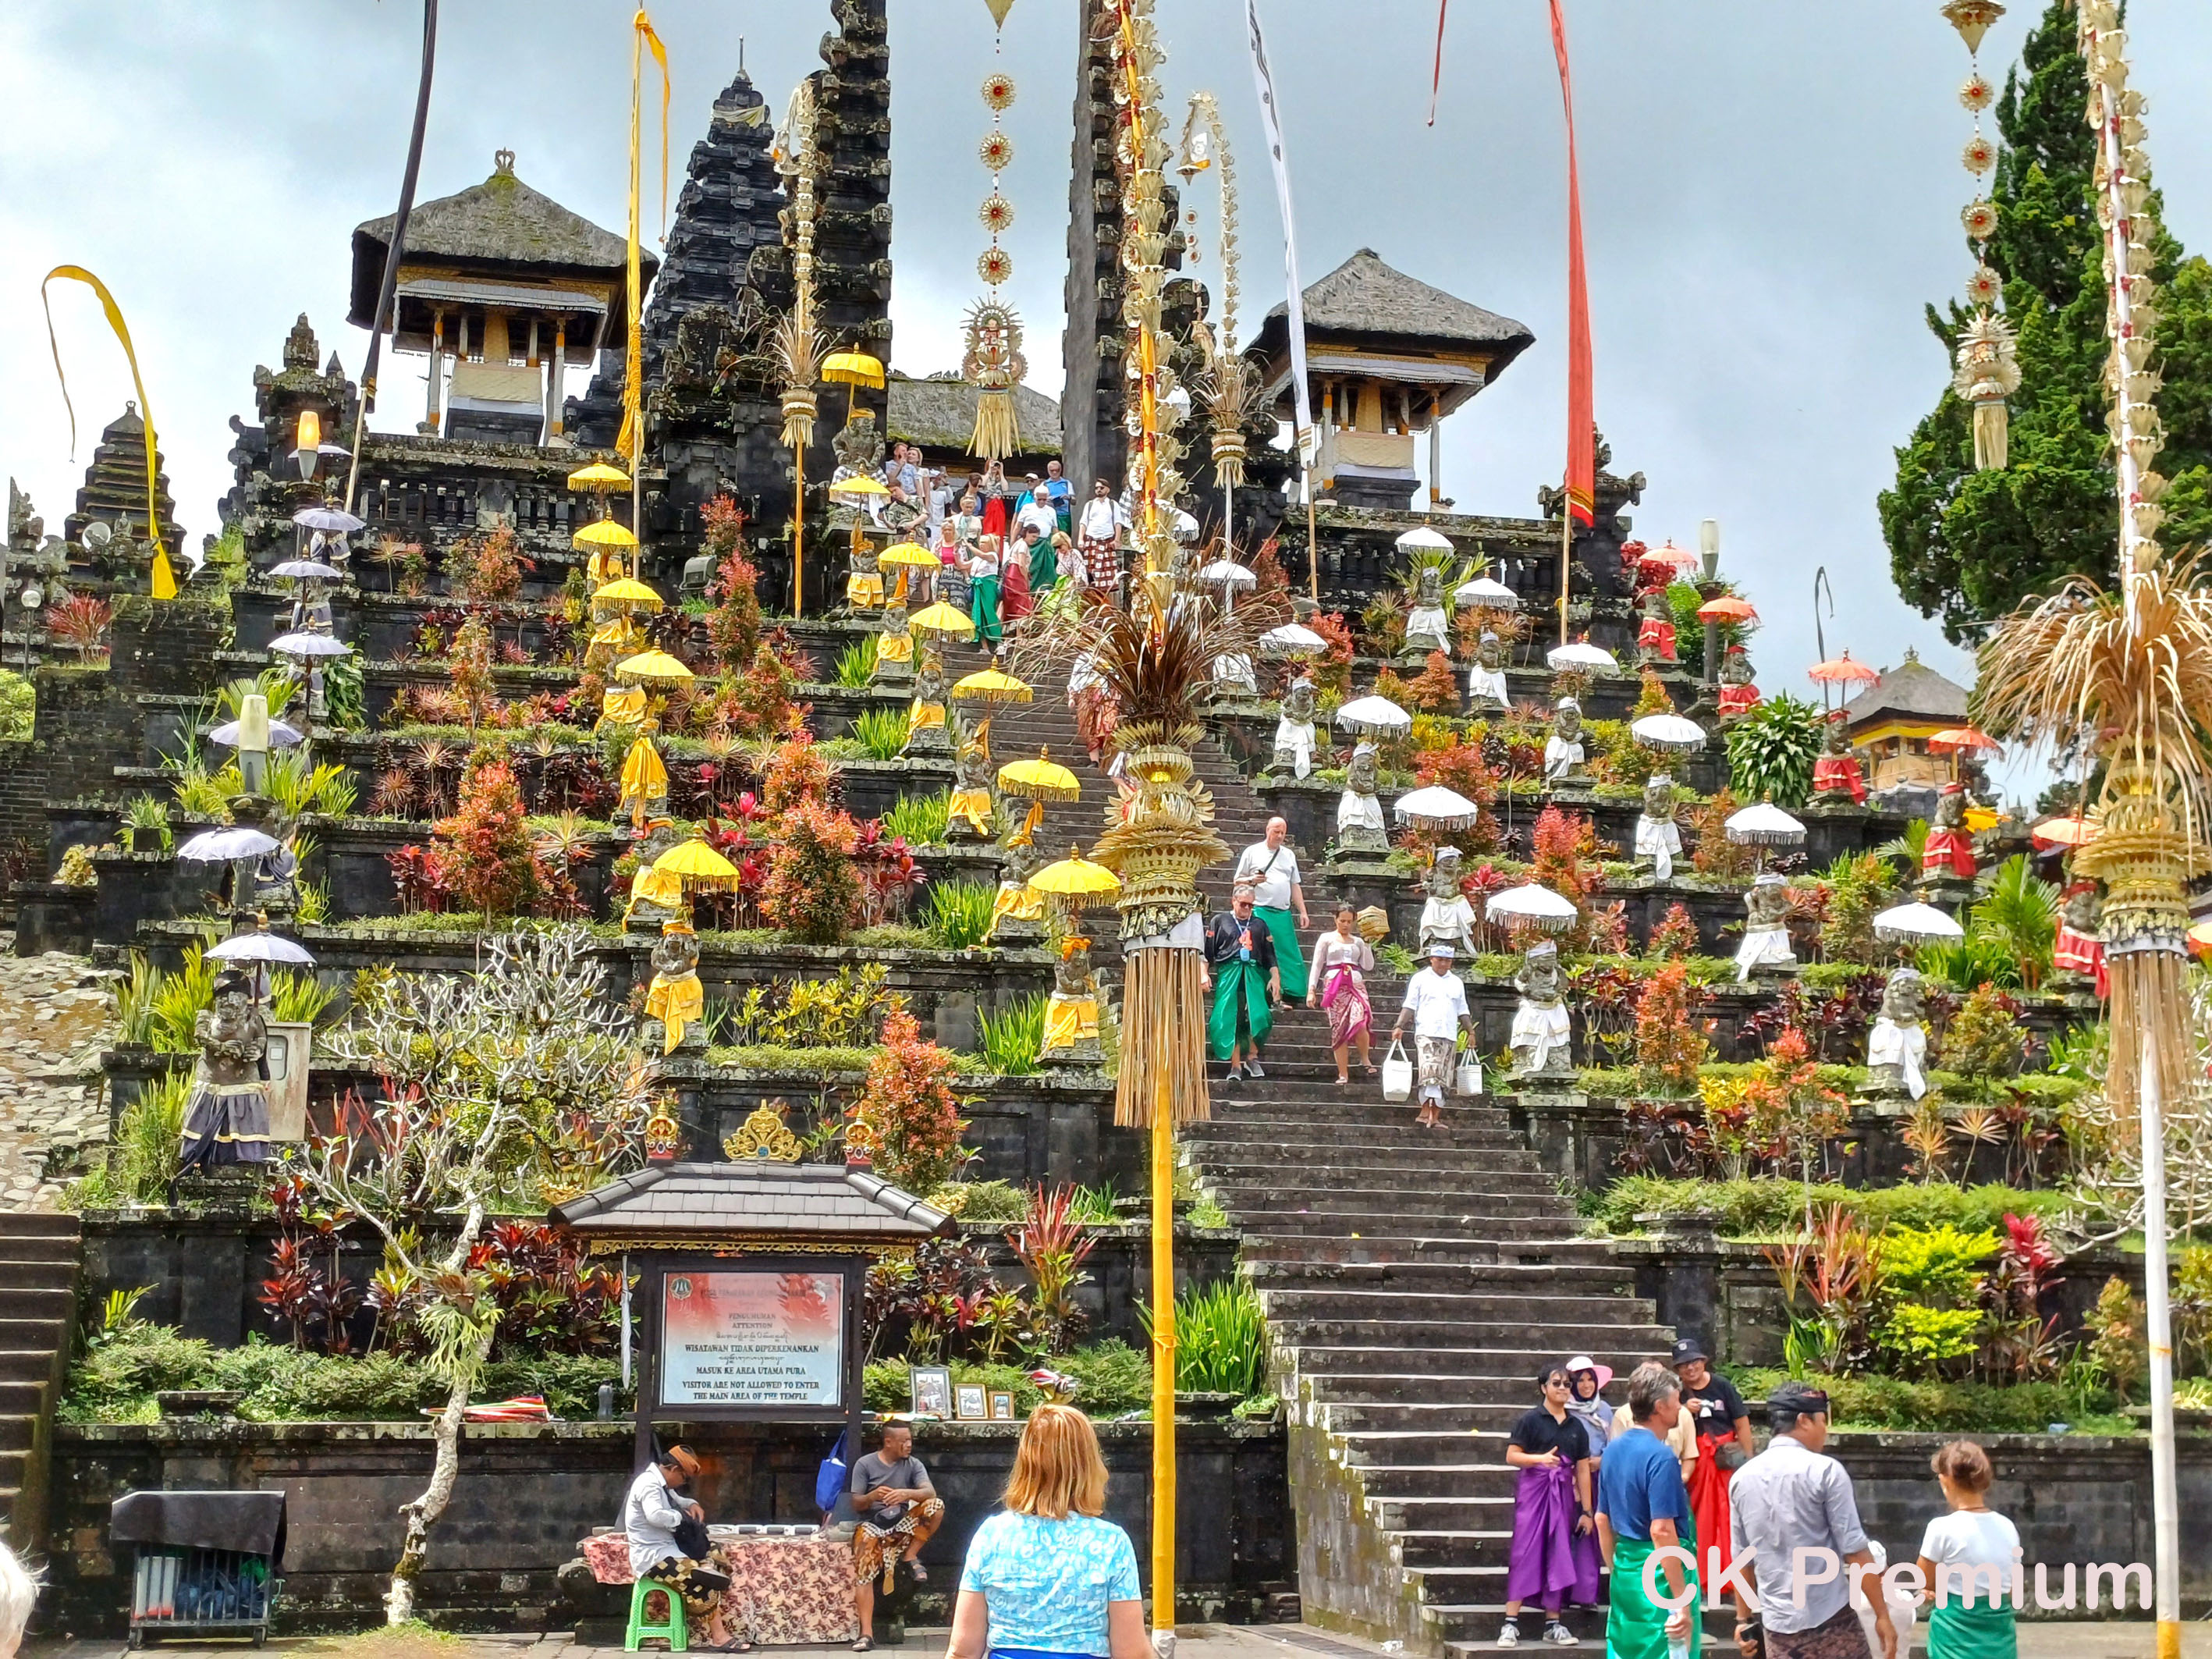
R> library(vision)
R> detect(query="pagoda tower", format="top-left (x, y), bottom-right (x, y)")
top-left (62, 403), bottom-right (184, 584)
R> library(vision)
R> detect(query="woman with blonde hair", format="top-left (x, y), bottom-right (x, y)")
top-left (1, 1541), bottom-right (39, 1659)
top-left (946, 1404), bottom-right (1150, 1659)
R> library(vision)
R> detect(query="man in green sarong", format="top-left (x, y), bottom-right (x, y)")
top-left (1597, 1360), bottom-right (1702, 1659)
top-left (1203, 883), bottom-right (1280, 1083)
top-left (1234, 818), bottom-right (1309, 1003)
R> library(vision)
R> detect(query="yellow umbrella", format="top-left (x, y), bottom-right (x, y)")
top-left (574, 519), bottom-right (639, 549)
top-left (998, 748), bottom-right (1081, 804)
top-left (879, 543), bottom-right (940, 570)
top-left (829, 474), bottom-right (889, 499)
top-left (908, 601), bottom-right (976, 641)
top-left (1028, 846), bottom-right (1121, 909)
top-left (616, 649), bottom-right (696, 687)
top-left (566, 462), bottom-right (631, 492)
top-left (822, 350), bottom-right (886, 390)
top-left (591, 578), bottom-right (666, 613)
top-left (652, 838), bottom-right (740, 888)
top-left (953, 666), bottom-right (1035, 705)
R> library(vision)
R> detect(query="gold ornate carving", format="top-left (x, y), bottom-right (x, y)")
top-left (723, 1100), bottom-right (803, 1163)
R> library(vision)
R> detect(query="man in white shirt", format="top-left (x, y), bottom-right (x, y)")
top-left (622, 1445), bottom-right (741, 1649)
top-left (1390, 945), bottom-right (1475, 1124)
top-left (1016, 479), bottom-right (1059, 542)
top-left (1077, 479), bottom-right (1124, 606)
top-left (1234, 819), bottom-right (1309, 1003)
top-left (1729, 1381), bottom-right (1897, 1659)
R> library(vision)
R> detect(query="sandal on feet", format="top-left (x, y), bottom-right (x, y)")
top-left (853, 1640), bottom-right (875, 1654)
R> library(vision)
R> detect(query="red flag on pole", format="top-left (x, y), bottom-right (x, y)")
top-left (1550, 0), bottom-right (1596, 526)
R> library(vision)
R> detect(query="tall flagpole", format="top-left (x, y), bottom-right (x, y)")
top-left (1244, 0), bottom-right (1318, 604)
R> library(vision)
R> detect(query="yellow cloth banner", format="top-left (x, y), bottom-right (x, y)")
top-left (618, 10), bottom-right (672, 464)
top-left (619, 736), bottom-right (668, 824)
top-left (40, 266), bottom-right (176, 599)
top-left (989, 881), bottom-right (1047, 936)
top-left (1043, 996), bottom-right (1098, 1053)
top-left (625, 862), bottom-right (684, 926)
top-left (646, 971), bottom-right (704, 1053)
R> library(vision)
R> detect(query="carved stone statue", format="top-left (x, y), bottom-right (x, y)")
top-left (1468, 631), bottom-right (1511, 712)
top-left (873, 596), bottom-right (914, 687)
top-left (1864, 967), bottom-right (1929, 1099)
top-left (1510, 940), bottom-right (1574, 1082)
top-left (903, 654), bottom-right (952, 758)
top-left (1717, 644), bottom-right (1761, 723)
top-left (1403, 564), bottom-right (1454, 660)
top-left (846, 534), bottom-right (883, 613)
top-left (1544, 698), bottom-right (1590, 787)
top-left (623, 816), bottom-right (690, 933)
top-left (988, 835), bottom-right (1047, 943)
top-left (828, 413), bottom-right (886, 529)
top-left (1272, 676), bottom-right (1319, 779)
top-left (947, 735), bottom-right (997, 842)
top-left (1334, 742), bottom-right (1389, 858)
top-left (1734, 872), bottom-right (1798, 982)
top-left (2052, 882), bottom-right (2105, 996)
top-left (1633, 774), bottom-right (1682, 883)
top-left (1041, 936), bottom-right (1103, 1064)
top-left (225, 798), bottom-right (296, 920)
top-left (1921, 782), bottom-right (1976, 884)
top-left (1418, 846), bottom-right (1478, 958)
top-left (643, 920), bottom-right (706, 1055)
top-left (177, 970), bottom-right (272, 1174)
top-left (1812, 711), bottom-right (1868, 805)
top-left (1636, 588), bottom-right (1678, 667)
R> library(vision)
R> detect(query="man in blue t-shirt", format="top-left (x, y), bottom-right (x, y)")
top-left (1596, 1361), bottom-right (1699, 1658)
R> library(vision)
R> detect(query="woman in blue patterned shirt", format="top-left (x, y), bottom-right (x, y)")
top-left (946, 1405), bottom-right (1150, 1659)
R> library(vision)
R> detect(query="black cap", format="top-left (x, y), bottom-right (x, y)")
top-left (1670, 1338), bottom-right (1709, 1366)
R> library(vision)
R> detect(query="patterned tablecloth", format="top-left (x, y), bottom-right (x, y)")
top-left (583, 1531), bottom-right (861, 1647)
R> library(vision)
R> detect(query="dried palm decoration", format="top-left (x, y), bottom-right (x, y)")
top-left (964, 4), bottom-right (1024, 460)
top-left (1177, 92), bottom-right (1256, 542)
top-left (1939, 0), bottom-right (2018, 471)
top-left (772, 79), bottom-right (826, 616)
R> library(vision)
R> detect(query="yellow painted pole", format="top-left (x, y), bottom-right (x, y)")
top-left (1150, 1085), bottom-right (1177, 1638)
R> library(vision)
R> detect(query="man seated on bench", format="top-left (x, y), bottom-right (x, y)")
top-left (850, 1422), bottom-right (944, 1652)
top-left (623, 1444), bottom-right (748, 1651)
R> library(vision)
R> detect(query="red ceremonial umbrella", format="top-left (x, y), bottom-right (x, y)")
top-left (1697, 595), bottom-right (1759, 623)
top-left (1929, 726), bottom-right (2002, 755)
top-left (1807, 651), bottom-right (1880, 687)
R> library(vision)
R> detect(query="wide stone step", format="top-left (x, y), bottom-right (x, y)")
top-left (1241, 1234), bottom-right (1622, 1268)
top-left (0, 1383), bottom-right (45, 1418)
top-left (1197, 1156), bottom-right (1547, 1188)
top-left (1395, 1529), bottom-right (1518, 1570)
top-left (0, 1352), bottom-right (56, 1384)
top-left (1276, 1318), bottom-right (1670, 1352)
top-left (0, 1416), bottom-right (32, 1452)
top-left (1188, 1119), bottom-right (1521, 1147)
top-left (1248, 1259), bottom-right (1641, 1296)
top-left (0, 1288), bottom-right (73, 1324)
top-left (1371, 1494), bottom-right (1519, 1533)
top-left (0, 1214), bottom-right (83, 1242)
top-left (1262, 1288), bottom-right (1653, 1324)
top-left (1213, 1187), bottom-right (1575, 1217)
top-left (0, 1259), bottom-right (76, 1290)
top-left (1230, 1211), bottom-right (1592, 1242)
top-left (1305, 1370), bottom-right (1631, 1407)
top-left (1317, 1400), bottom-right (1609, 1435)
top-left (1288, 1345), bottom-right (1650, 1379)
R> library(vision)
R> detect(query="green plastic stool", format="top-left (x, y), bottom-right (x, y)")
top-left (626, 1576), bottom-right (689, 1653)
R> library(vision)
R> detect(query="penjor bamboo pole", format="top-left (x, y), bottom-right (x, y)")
top-left (1150, 1064), bottom-right (1177, 1639)
top-left (1557, 500), bottom-right (1573, 648)
top-left (2139, 1018), bottom-right (2181, 1657)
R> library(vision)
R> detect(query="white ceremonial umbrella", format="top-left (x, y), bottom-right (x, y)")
top-left (1454, 577), bottom-right (1520, 609)
top-left (270, 560), bottom-right (344, 581)
top-left (293, 506), bottom-right (365, 534)
top-left (208, 930), bottom-right (317, 968)
top-left (1872, 901), bottom-right (1965, 945)
top-left (208, 717), bottom-right (305, 750)
top-left (1724, 802), bottom-right (1808, 847)
top-left (1259, 622), bottom-right (1327, 655)
top-left (268, 631), bottom-right (353, 658)
top-left (1546, 641), bottom-right (1619, 673)
top-left (177, 827), bottom-right (281, 864)
top-left (1198, 560), bottom-right (1257, 590)
top-left (1396, 525), bottom-right (1454, 553)
top-left (1631, 714), bottom-right (1709, 753)
top-left (1484, 883), bottom-right (1580, 933)
top-left (1394, 786), bottom-right (1484, 830)
top-left (1333, 695), bottom-right (1413, 737)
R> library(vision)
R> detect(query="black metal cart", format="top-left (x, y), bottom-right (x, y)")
top-left (110, 1490), bottom-right (286, 1647)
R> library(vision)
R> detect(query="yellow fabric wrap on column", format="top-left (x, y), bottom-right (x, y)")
top-left (949, 789), bottom-right (994, 834)
top-left (847, 572), bottom-right (884, 608)
top-left (646, 972), bottom-right (705, 1054)
top-left (624, 862), bottom-right (685, 927)
top-left (989, 881), bottom-right (1047, 936)
top-left (910, 699), bottom-right (946, 731)
top-left (601, 685), bottom-right (650, 729)
top-left (1043, 996), bottom-right (1098, 1053)
top-left (877, 633), bottom-right (914, 664)
top-left (619, 736), bottom-right (667, 823)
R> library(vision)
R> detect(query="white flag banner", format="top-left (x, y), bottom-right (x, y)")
top-left (1244, 0), bottom-right (1315, 467)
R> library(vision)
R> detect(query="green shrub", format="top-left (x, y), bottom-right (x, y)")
top-left (268, 969), bottom-right (336, 1027)
top-left (0, 668), bottom-right (34, 741)
top-left (883, 790), bottom-right (952, 847)
top-left (149, 946), bottom-right (215, 1053)
top-left (1881, 1224), bottom-right (1999, 1302)
top-left (1731, 1368), bottom-right (2108, 1433)
top-left (852, 707), bottom-right (911, 761)
top-left (978, 994), bottom-right (1046, 1075)
top-left (836, 637), bottom-right (879, 689)
top-left (922, 880), bottom-right (997, 950)
top-left (1587, 1176), bottom-right (2065, 1239)
top-left (928, 1178), bottom-right (1028, 1223)
top-left (1153, 1280), bottom-right (1268, 1397)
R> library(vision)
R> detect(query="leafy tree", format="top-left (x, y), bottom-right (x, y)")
top-left (428, 752), bottom-right (547, 917)
top-left (1880, 0), bottom-right (2212, 641)
top-left (848, 1007), bottom-right (970, 1192)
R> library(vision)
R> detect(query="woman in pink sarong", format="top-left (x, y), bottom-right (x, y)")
top-left (1312, 906), bottom-right (1377, 1086)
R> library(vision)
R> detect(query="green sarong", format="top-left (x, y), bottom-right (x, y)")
top-left (1929, 1597), bottom-right (2015, 1659)
top-left (971, 574), bottom-right (1003, 644)
top-left (1255, 904), bottom-right (1308, 1000)
top-left (1208, 959), bottom-right (1274, 1060)
top-left (1031, 539), bottom-right (1058, 592)
top-left (1606, 1536), bottom-right (1699, 1659)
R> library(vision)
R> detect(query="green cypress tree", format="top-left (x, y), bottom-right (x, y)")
top-left (1879, 0), bottom-right (2212, 643)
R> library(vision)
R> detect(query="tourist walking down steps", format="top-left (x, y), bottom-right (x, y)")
top-left (1390, 943), bottom-right (1475, 1128)
top-left (1204, 883), bottom-right (1280, 1082)
top-left (1234, 817), bottom-right (1309, 1002)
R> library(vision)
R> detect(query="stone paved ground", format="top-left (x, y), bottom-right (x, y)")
top-left (22, 1618), bottom-right (2212, 1659)
top-left (0, 938), bottom-right (117, 1211)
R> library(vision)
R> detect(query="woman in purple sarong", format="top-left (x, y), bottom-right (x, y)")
top-left (1498, 1362), bottom-right (1603, 1649)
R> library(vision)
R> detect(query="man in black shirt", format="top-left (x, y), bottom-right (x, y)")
top-left (1672, 1337), bottom-right (1753, 1447)
top-left (1203, 883), bottom-right (1280, 1083)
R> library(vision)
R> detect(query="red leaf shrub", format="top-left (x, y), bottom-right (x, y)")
top-left (762, 798), bottom-right (860, 943)
top-left (761, 729), bottom-right (833, 814)
top-left (847, 1007), bottom-right (970, 1192)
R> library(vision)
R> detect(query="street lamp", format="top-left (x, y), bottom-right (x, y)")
top-left (1699, 518), bottom-right (1722, 688)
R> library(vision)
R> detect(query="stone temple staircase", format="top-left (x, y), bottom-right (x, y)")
top-left (927, 634), bottom-right (1674, 1652)
top-left (0, 1209), bottom-right (82, 1555)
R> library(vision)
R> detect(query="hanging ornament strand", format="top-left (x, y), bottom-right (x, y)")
top-left (772, 80), bottom-right (826, 616)
top-left (965, 5), bottom-right (1024, 460)
top-left (1178, 94), bottom-right (1251, 545)
top-left (1941, 1), bottom-right (2019, 471)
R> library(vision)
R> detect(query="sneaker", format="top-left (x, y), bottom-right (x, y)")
top-left (1245, 1058), bottom-right (1265, 1078)
top-left (1543, 1621), bottom-right (1574, 1647)
top-left (1224, 1065), bottom-right (1244, 1083)
top-left (1495, 1622), bottom-right (1519, 1649)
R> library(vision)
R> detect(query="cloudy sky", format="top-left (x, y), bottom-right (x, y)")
top-left (5, 1), bottom-right (2208, 793)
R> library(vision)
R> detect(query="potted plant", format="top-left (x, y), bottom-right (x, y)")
top-left (122, 794), bottom-right (170, 854)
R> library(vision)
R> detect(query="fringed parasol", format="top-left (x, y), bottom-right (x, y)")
top-left (1395, 525), bottom-right (1454, 553)
top-left (1454, 577), bottom-right (1521, 610)
top-left (909, 602), bottom-right (978, 642)
top-left (615, 650), bottom-right (695, 687)
top-left (998, 749), bottom-right (1081, 803)
top-left (1696, 595), bottom-right (1758, 623)
top-left (1333, 695), bottom-right (1413, 737)
top-left (1028, 846), bottom-right (1121, 908)
top-left (1546, 641), bottom-right (1619, 673)
top-left (1725, 802), bottom-right (1807, 847)
top-left (1259, 622), bottom-right (1326, 655)
top-left (566, 462), bottom-right (630, 492)
top-left (1394, 785), bottom-right (1484, 831)
top-left (1631, 713), bottom-right (1709, 753)
top-left (591, 578), bottom-right (666, 614)
top-left (1872, 901), bottom-right (1965, 945)
top-left (1484, 883), bottom-right (1579, 933)
top-left (952, 665), bottom-right (1035, 705)
top-left (573, 519), bottom-right (638, 551)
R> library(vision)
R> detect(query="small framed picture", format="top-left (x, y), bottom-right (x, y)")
top-left (955, 1382), bottom-right (989, 1421)
top-left (989, 1390), bottom-right (1015, 1422)
top-left (910, 1366), bottom-right (953, 1419)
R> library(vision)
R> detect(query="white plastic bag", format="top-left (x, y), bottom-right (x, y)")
top-left (1381, 1039), bottom-right (1413, 1101)
top-left (1455, 1057), bottom-right (1483, 1097)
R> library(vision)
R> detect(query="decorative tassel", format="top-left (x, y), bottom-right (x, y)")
top-left (970, 387), bottom-right (1020, 463)
top-left (1972, 399), bottom-right (2009, 471)
top-left (1954, 309), bottom-right (2020, 474)
top-left (780, 386), bottom-right (818, 453)
top-left (963, 298), bottom-right (1027, 463)
top-left (1114, 947), bottom-right (1209, 1129)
